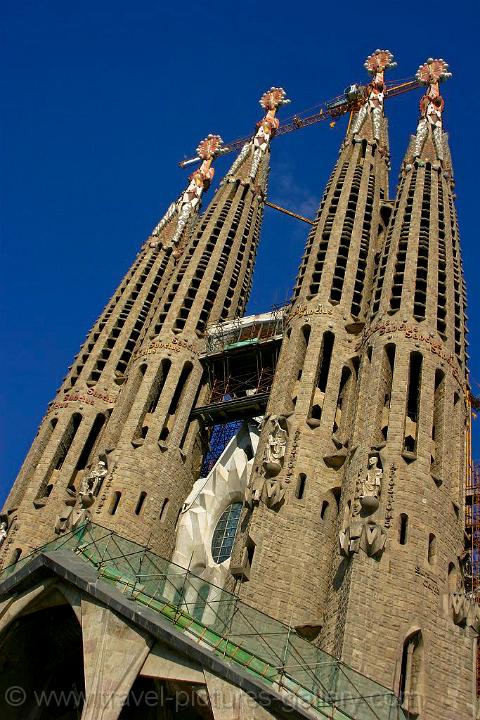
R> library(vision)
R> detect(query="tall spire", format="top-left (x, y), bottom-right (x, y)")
top-left (151, 134), bottom-right (223, 253)
top-left (317, 59), bottom-right (473, 718)
top-left (227, 53), bottom-right (394, 629)
top-left (47, 89), bottom-right (291, 560)
top-left (0, 132), bottom-right (225, 556)
top-left (351, 49), bottom-right (396, 143)
top-left (226, 87), bottom-right (290, 183)
top-left (412, 58), bottom-right (451, 162)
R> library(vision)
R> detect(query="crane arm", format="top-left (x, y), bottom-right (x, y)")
top-left (178, 78), bottom-right (421, 168)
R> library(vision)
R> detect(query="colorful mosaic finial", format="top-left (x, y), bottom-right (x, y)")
top-left (416, 58), bottom-right (452, 86)
top-left (196, 134), bottom-right (224, 160)
top-left (259, 87), bottom-right (291, 112)
top-left (152, 134), bottom-right (223, 245)
top-left (228, 87), bottom-right (291, 183)
top-left (413, 58), bottom-right (451, 162)
top-left (364, 49), bottom-right (397, 75)
top-left (352, 50), bottom-right (396, 142)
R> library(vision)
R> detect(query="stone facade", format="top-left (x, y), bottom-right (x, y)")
top-left (229, 56), bottom-right (476, 719)
top-left (0, 57), bottom-right (476, 719)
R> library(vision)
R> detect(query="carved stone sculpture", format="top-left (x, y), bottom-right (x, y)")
top-left (360, 522), bottom-right (387, 558)
top-left (451, 593), bottom-right (480, 634)
top-left (339, 520), bottom-right (363, 557)
top-left (246, 415), bottom-right (288, 509)
top-left (55, 453), bottom-right (108, 535)
top-left (0, 520), bottom-right (7, 547)
top-left (360, 453), bottom-right (383, 513)
top-left (339, 520), bottom-right (386, 559)
top-left (263, 415), bottom-right (288, 475)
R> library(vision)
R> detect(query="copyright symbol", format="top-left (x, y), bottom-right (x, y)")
top-left (6, 686), bottom-right (26, 706)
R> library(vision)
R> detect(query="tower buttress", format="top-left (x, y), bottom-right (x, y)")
top-left (85, 89), bottom-right (290, 556)
top-left (228, 52), bottom-right (395, 631)
top-left (0, 147), bottom-right (219, 563)
top-left (320, 60), bottom-right (474, 720)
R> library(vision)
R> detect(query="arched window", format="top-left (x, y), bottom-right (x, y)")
top-left (135, 492), bottom-right (147, 516)
top-left (159, 498), bottom-right (169, 522)
top-left (448, 562), bottom-right (459, 593)
top-left (428, 533), bottom-right (436, 565)
top-left (320, 500), bottom-right (330, 520)
top-left (211, 502), bottom-right (242, 564)
top-left (295, 474), bottom-right (306, 500)
top-left (109, 491), bottom-right (122, 516)
top-left (399, 514), bottom-right (408, 545)
top-left (399, 630), bottom-right (423, 713)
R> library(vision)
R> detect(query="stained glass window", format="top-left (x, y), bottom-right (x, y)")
top-left (211, 502), bottom-right (243, 564)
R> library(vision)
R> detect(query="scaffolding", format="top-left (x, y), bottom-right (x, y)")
top-left (0, 521), bottom-right (408, 720)
top-left (205, 304), bottom-right (287, 355)
top-left (191, 305), bottom-right (288, 426)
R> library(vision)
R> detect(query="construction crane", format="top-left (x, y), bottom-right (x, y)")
top-left (178, 78), bottom-right (421, 169)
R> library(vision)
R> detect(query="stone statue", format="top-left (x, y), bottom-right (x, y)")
top-left (55, 453), bottom-right (108, 535)
top-left (79, 457), bottom-right (108, 508)
top-left (246, 415), bottom-right (289, 509)
top-left (0, 520), bottom-right (7, 547)
top-left (360, 453), bottom-right (383, 513)
top-left (263, 415), bottom-right (288, 476)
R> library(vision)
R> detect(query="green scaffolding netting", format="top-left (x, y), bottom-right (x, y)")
top-left (0, 522), bottom-right (407, 720)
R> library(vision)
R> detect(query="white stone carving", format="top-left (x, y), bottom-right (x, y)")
top-left (451, 593), bottom-right (480, 634)
top-left (172, 422), bottom-right (260, 592)
top-left (0, 520), bottom-right (7, 547)
top-left (360, 454), bottom-right (383, 513)
top-left (246, 415), bottom-right (288, 509)
top-left (55, 453), bottom-right (108, 535)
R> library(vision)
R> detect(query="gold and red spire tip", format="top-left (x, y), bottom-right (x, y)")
top-left (352, 50), bottom-right (396, 143)
top-left (364, 49), bottom-right (397, 75)
top-left (259, 87), bottom-right (291, 112)
top-left (412, 58), bottom-right (451, 162)
top-left (196, 134), bottom-right (223, 160)
top-left (151, 133), bottom-right (223, 244)
top-left (416, 58), bottom-right (452, 86)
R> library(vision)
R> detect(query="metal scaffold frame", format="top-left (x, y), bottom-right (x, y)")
top-left (0, 522), bottom-right (408, 720)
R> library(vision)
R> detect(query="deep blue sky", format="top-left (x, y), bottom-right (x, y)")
top-left (1, 1), bottom-right (478, 506)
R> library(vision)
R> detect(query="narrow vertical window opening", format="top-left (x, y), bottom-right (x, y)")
top-left (399, 513), bottom-right (408, 545)
top-left (403, 352), bottom-right (422, 455)
top-left (109, 491), bottom-right (122, 515)
top-left (295, 474), bottom-right (306, 500)
top-left (135, 491), bottom-right (147, 516)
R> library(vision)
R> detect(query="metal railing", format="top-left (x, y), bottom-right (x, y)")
top-left (0, 522), bottom-right (406, 720)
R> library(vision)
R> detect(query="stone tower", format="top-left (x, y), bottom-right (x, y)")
top-left (0, 88), bottom-right (291, 564)
top-left (0, 146), bottom-right (223, 563)
top-left (95, 89), bottom-right (290, 556)
top-left (229, 50), bottom-right (396, 629)
top-left (320, 58), bottom-right (474, 720)
top-left (1, 52), bottom-right (476, 720)
top-left (230, 57), bottom-right (476, 719)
